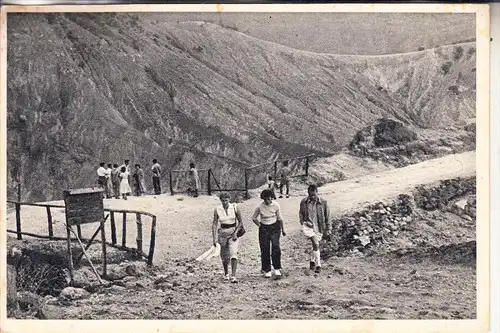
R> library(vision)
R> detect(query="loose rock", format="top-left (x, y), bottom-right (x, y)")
top-left (60, 287), bottom-right (90, 300)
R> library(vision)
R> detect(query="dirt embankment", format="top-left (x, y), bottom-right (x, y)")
top-left (349, 118), bottom-right (475, 168)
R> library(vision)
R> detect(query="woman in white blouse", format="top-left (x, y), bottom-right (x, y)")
top-left (252, 189), bottom-right (286, 279)
top-left (212, 192), bottom-right (244, 283)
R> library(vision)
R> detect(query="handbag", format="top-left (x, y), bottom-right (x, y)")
top-left (234, 205), bottom-right (246, 238)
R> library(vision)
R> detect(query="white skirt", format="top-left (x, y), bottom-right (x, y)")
top-left (120, 179), bottom-right (132, 194)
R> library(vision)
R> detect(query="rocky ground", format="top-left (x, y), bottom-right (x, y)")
top-left (6, 151), bottom-right (476, 320)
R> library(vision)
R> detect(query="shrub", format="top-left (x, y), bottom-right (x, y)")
top-left (453, 46), bottom-right (464, 60)
top-left (441, 61), bottom-right (453, 75)
top-left (373, 118), bottom-right (418, 148)
top-left (448, 85), bottom-right (459, 95)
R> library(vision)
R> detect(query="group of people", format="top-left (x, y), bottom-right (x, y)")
top-left (96, 159), bottom-right (163, 199)
top-left (266, 160), bottom-right (292, 200)
top-left (96, 160), bottom-right (201, 199)
top-left (212, 184), bottom-right (331, 283)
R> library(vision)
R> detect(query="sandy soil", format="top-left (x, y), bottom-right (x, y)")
top-left (6, 151), bottom-right (476, 319)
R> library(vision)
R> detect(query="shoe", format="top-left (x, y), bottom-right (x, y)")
top-left (286, 195), bottom-right (290, 198)
top-left (279, 195), bottom-right (283, 198)
top-left (315, 266), bottom-right (322, 274)
top-left (264, 271), bottom-right (272, 278)
top-left (309, 261), bottom-right (316, 270)
top-left (230, 276), bottom-right (238, 283)
top-left (274, 269), bottom-right (282, 279)
top-left (224, 274), bottom-right (230, 281)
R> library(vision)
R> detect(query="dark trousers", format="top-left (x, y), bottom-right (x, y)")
top-left (279, 181), bottom-right (289, 195)
top-left (113, 182), bottom-right (120, 199)
top-left (259, 223), bottom-right (282, 272)
top-left (152, 177), bottom-right (161, 195)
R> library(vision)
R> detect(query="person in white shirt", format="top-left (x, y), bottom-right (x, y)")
top-left (119, 166), bottom-right (132, 200)
top-left (212, 192), bottom-right (244, 283)
top-left (119, 159), bottom-right (131, 173)
top-left (252, 189), bottom-right (286, 279)
top-left (188, 162), bottom-right (200, 197)
top-left (118, 160), bottom-right (131, 197)
top-left (267, 175), bottom-right (277, 199)
top-left (96, 162), bottom-right (107, 188)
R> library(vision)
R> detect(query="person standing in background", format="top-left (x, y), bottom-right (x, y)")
top-left (119, 159), bottom-right (131, 197)
top-left (96, 162), bottom-right (107, 198)
top-left (267, 175), bottom-right (277, 200)
top-left (151, 159), bottom-right (162, 195)
top-left (188, 162), bottom-right (200, 198)
top-left (119, 166), bottom-right (132, 200)
top-left (279, 160), bottom-right (291, 198)
top-left (133, 164), bottom-right (147, 196)
top-left (105, 164), bottom-right (114, 199)
top-left (111, 164), bottom-right (121, 199)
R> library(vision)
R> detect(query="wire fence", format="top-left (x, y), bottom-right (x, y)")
top-left (168, 169), bottom-right (211, 195)
top-left (168, 154), bottom-right (315, 199)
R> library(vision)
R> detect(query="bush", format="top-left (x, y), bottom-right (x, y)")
top-left (15, 255), bottom-right (68, 297)
top-left (448, 85), bottom-right (459, 95)
top-left (373, 118), bottom-right (418, 148)
top-left (453, 46), bottom-right (464, 60)
top-left (441, 61), bottom-right (453, 75)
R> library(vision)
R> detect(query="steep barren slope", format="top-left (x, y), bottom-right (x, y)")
top-left (7, 13), bottom-right (475, 201)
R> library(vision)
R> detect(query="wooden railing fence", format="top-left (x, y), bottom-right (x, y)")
top-left (6, 201), bottom-right (157, 265)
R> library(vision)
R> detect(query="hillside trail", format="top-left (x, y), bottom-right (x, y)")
top-left (15, 151), bottom-right (475, 266)
top-left (8, 151), bottom-right (476, 319)
top-left (96, 151), bottom-right (475, 266)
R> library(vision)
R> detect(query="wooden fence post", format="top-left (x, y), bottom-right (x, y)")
top-left (66, 225), bottom-right (74, 280)
top-left (148, 216), bottom-right (157, 266)
top-left (15, 203), bottom-right (22, 240)
top-left (17, 183), bottom-right (21, 202)
top-left (207, 169), bottom-right (212, 196)
top-left (244, 169), bottom-right (249, 200)
top-left (110, 212), bottom-right (117, 245)
top-left (169, 172), bottom-right (174, 196)
top-left (305, 156), bottom-right (310, 177)
top-left (46, 206), bottom-right (54, 240)
top-left (122, 212), bottom-right (127, 247)
top-left (274, 161), bottom-right (278, 180)
top-left (100, 218), bottom-right (107, 278)
top-left (136, 213), bottom-right (143, 256)
top-left (77, 225), bottom-right (82, 240)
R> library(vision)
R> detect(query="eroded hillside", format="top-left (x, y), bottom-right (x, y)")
top-left (7, 13), bottom-right (476, 201)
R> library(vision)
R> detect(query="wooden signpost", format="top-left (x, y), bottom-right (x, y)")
top-left (63, 188), bottom-right (108, 283)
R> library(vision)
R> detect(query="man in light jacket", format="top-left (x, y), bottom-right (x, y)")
top-left (299, 184), bottom-right (331, 274)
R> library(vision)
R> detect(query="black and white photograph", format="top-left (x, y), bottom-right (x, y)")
top-left (0, 4), bottom-right (491, 331)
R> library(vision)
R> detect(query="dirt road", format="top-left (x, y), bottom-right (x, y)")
top-left (7, 151), bottom-right (476, 319)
